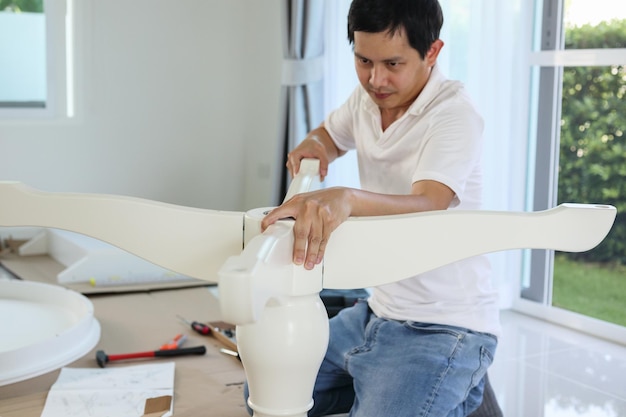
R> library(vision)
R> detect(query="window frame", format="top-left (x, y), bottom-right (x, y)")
top-left (518, 0), bottom-right (626, 345)
top-left (0, 0), bottom-right (70, 120)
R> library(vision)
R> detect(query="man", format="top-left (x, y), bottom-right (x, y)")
top-left (260, 0), bottom-right (501, 415)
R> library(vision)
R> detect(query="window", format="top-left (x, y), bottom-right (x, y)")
top-left (523, 0), bottom-right (626, 337)
top-left (0, 0), bottom-right (72, 118)
top-left (0, 0), bottom-right (46, 108)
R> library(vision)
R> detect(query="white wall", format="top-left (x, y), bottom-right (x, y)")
top-left (0, 0), bottom-right (283, 212)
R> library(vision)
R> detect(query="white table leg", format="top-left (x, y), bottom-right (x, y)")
top-left (238, 295), bottom-right (328, 417)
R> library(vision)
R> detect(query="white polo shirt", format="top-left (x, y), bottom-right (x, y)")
top-left (324, 66), bottom-right (500, 337)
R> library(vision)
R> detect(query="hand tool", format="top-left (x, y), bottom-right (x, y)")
top-left (96, 345), bottom-right (206, 368)
top-left (178, 316), bottom-right (238, 352)
top-left (177, 315), bottom-right (211, 335)
top-left (220, 348), bottom-right (241, 361)
top-left (160, 333), bottom-right (187, 350)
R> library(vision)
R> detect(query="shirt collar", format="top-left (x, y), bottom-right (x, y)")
top-left (406, 65), bottom-right (446, 116)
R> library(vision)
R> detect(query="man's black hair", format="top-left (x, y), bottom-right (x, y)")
top-left (347, 0), bottom-right (444, 59)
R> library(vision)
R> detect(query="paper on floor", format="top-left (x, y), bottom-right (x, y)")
top-left (40, 362), bottom-right (175, 417)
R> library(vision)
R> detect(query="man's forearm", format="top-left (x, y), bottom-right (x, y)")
top-left (308, 125), bottom-right (346, 162)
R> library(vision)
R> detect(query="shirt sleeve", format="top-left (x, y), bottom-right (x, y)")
top-left (324, 86), bottom-right (362, 152)
top-left (411, 95), bottom-right (484, 206)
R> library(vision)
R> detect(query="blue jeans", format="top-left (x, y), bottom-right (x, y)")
top-left (245, 300), bottom-right (497, 417)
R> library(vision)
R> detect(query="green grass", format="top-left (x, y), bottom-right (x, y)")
top-left (553, 254), bottom-right (626, 327)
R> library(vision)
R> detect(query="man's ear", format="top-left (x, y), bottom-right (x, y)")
top-left (426, 39), bottom-right (444, 66)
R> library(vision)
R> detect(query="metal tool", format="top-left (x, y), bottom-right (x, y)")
top-left (160, 333), bottom-right (187, 350)
top-left (178, 316), bottom-right (238, 352)
top-left (177, 315), bottom-right (211, 335)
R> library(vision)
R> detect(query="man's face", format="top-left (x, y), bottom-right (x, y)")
top-left (353, 28), bottom-right (441, 114)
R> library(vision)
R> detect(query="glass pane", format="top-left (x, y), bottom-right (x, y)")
top-left (0, 0), bottom-right (46, 107)
top-left (564, 0), bottom-right (626, 48)
top-left (554, 19), bottom-right (626, 326)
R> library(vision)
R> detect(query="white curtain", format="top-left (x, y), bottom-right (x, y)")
top-left (276, 0), bottom-right (326, 203)
top-left (437, 0), bottom-right (534, 308)
top-left (321, 0), bottom-right (360, 189)
top-left (323, 0), bottom-right (534, 307)
top-left (437, 0), bottom-right (532, 213)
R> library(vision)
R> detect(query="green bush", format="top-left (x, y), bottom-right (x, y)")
top-left (0, 0), bottom-right (42, 13)
top-left (558, 20), bottom-right (626, 264)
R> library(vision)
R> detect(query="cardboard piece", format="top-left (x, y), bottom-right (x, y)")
top-left (207, 321), bottom-right (238, 352)
top-left (143, 396), bottom-right (172, 417)
top-left (2, 238), bottom-right (28, 254)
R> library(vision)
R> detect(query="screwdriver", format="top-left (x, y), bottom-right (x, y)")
top-left (177, 315), bottom-right (211, 335)
top-left (178, 315), bottom-right (239, 352)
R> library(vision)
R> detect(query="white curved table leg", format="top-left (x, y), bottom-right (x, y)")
top-left (238, 295), bottom-right (328, 417)
top-left (0, 181), bottom-right (244, 281)
top-left (322, 203), bottom-right (617, 288)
